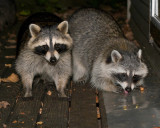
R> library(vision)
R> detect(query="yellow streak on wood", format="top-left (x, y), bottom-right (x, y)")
top-left (96, 95), bottom-right (99, 103)
top-left (96, 107), bottom-right (101, 119)
top-left (5, 56), bottom-right (15, 59)
top-left (7, 39), bottom-right (16, 43)
top-left (12, 120), bottom-right (17, 123)
top-left (36, 121), bottom-right (43, 125)
top-left (8, 33), bottom-right (16, 38)
top-left (5, 64), bottom-right (12, 68)
top-left (5, 45), bottom-right (16, 49)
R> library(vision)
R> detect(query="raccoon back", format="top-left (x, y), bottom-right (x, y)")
top-left (69, 9), bottom-right (124, 62)
top-left (69, 8), bottom-right (137, 70)
top-left (69, 8), bottom-right (123, 41)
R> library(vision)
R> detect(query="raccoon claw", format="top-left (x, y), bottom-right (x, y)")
top-left (76, 78), bottom-right (86, 85)
top-left (75, 76), bottom-right (87, 85)
top-left (79, 80), bottom-right (86, 85)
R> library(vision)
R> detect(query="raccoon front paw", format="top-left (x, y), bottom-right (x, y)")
top-left (24, 92), bottom-right (32, 98)
top-left (76, 76), bottom-right (87, 85)
top-left (58, 93), bottom-right (67, 98)
top-left (103, 85), bottom-right (120, 93)
top-left (113, 87), bottom-right (125, 93)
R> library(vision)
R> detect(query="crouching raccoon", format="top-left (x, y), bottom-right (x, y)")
top-left (16, 12), bottom-right (72, 97)
top-left (69, 8), bottom-right (148, 93)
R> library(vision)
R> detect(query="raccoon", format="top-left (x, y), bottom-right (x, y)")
top-left (15, 12), bottom-right (72, 97)
top-left (69, 8), bottom-right (148, 93)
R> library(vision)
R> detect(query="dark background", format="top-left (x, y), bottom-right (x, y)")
top-left (15, 0), bottom-right (133, 40)
top-left (15, 0), bottom-right (126, 14)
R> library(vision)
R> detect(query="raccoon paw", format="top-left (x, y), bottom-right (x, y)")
top-left (58, 93), bottom-right (67, 98)
top-left (24, 92), bottom-right (32, 98)
top-left (104, 85), bottom-right (120, 93)
top-left (111, 86), bottom-right (122, 93)
top-left (76, 76), bottom-right (87, 85)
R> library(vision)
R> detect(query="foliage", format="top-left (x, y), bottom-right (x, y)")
top-left (15, 0), bottom-right (126, 15)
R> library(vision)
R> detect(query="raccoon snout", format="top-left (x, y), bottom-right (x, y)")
top-left (50, 56), bottom-right (57, 64)
top-left (125, 87), bottom-right (131, 92)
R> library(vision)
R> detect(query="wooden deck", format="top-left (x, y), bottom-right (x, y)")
top-left (0, 23), bottom-right (108, 128)
top-left (2, 8), bottom-right (160, 128)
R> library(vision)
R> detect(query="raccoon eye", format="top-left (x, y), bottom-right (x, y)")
top-left (132, 75), bottom-right (142, 83)
top-left (34, 45), bottom-right (49, 55)
top-left (114, 73), bottom-right (128, 82)
top-left (55, 43), bottom-right (67, 53)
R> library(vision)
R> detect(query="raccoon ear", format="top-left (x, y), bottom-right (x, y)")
top-left (137, 49), bottom-right (142, 59)
top-left (111, 50), bottom-right (122, 63)
top-left (57, 21), bottom-right (68, 34)
top-left (29, 24), bottom-right (41, 37)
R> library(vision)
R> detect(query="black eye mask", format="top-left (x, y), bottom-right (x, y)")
top-left (34, 45), bottom-right (49, 55)
top-left (54, 43), bottom-right (68, 53)
top-left (132, 75), bottom-right (142, 83)
top-left (113, 73), bottom-right (142, 83)
top-left (113, 73), bottom-right (128, 82)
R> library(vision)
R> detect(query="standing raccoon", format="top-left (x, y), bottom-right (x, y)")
top-left (16, 12), bottom-right (72, 97)
top-left (69, 8), bottom-right (148, 93)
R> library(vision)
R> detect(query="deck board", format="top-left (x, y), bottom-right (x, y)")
top-left (36, 84), bottom-right (69, 128)
top-left (0, 82), bottom-right (21, 127)
top-left (99, 92), bottom-right (108, 128)
top-left (0, 59), bottom-right (21, 127)
top-left (69, 83), bottom-right (99, 128)
top-left (6, 82), bottom-right (46, 128)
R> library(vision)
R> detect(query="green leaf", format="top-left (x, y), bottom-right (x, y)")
top-left (19, 10), bottom-right (31, 16)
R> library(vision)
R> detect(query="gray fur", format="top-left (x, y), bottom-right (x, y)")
top-left (16, 21), bottom-right (72, 97)
top-left (69, 8), bottom-right (148, 92)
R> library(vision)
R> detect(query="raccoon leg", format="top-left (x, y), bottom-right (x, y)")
top-left (22, 75), bottom-right (33, 97)
top-left (55, 77), bottom-right (68, 97)
top-left (73, 55), bottom-right (87, 83)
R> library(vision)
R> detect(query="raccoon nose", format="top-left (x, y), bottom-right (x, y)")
top-left (50, 57), bottom-right (57, 63)
top-left (125, 87), bottom-right (131, 92)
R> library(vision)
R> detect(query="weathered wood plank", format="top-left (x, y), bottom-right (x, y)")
top-left (140, 0), bottom-right (149, 6)
top-left (99, 91), bottom-right (108, 128)
top-left (130, 4), bottom-right (149, 40)
top-left (0, 82), bottom-right (21, 128)
top-left (0, 60), bottom-right (21, 127)
top-left (131, 0), bottom-right (149, 21)
top-left (6, 82), bottom-right (46, 128)
top-left (69, 83), bottom-right (98, 128)
top-left (150, 21), bottom-right (160, 47)
top-left (1, 48), bottom-right (16, 56)
top-left (130, 18), bottom-right (160, 80)
top-left (36, 84), bottom-right (69, 128)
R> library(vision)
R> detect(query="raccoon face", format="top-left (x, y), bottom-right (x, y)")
top-left (27, 21), bottom-right (72, 65)
top-left (107, 49), bottom-right (148, 93)
top-left (113, 71), bottom-right (144, 92)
